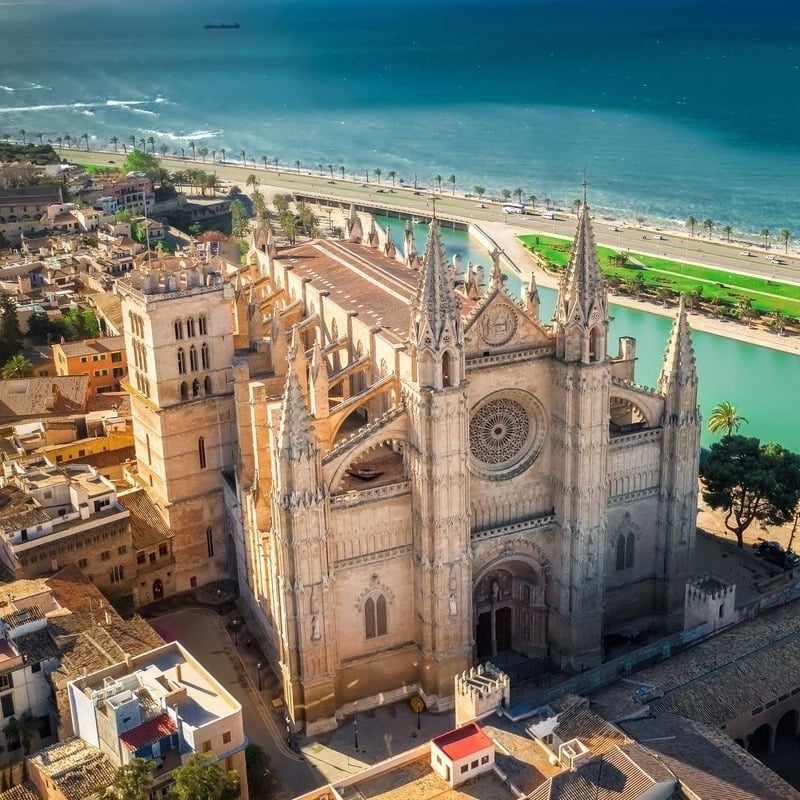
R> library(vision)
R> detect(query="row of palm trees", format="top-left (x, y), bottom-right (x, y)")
top-left (686, 215), bottom-right (792, 253)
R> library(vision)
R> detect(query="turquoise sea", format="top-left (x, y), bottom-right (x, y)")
top-left (1, 0), bottom-right (799, 237)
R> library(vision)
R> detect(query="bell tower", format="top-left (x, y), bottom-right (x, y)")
top-left (404, 218), bottom-right (472, 704)
top-left (550, 199), bottom-right (610, 670)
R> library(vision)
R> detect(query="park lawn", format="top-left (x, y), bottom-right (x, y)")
top-left (518, 234), bottom-right (800, 318)
top-left (75, 161), bottom-right (121, 175)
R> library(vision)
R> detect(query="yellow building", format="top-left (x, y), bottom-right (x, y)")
top-left (52, 335), bottom-right (128, 396)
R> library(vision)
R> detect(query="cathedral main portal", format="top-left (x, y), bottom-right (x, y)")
top-left (473, 563), bottom-right (548, 661)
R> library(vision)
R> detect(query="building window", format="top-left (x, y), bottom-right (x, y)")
top-left (189, 346), bottom-right (198, 372)
top-left (0, 674), bottom-right (13, 691)
top-left (201, 343), bottom-right (210, 370)
top-left (1, 694), bottom-right (14, 719)
top-left (198, 437), bottom-right (206, 469)
top-left (187, 318), bottom-right (196, 338)
top-left (118, 545), bottom-right (127, 555)
top-left (137, 552), bottom-right (146, 565)
top-left (365, 594), bottom-right (387, 640)
top-left (222, 731), bottom-right (231, 744)
top-left (101, 550), bottom-right (111, 561)
top-left (206, 528), bottom-right (214, 558)
top-left (460, 765), bottom-right (468, 775)
top-left (110, 565), bottom-right (124, 583)
top-left (177, 348), bottom-right (186, 375)
top-left (204, 375), bottom-right (212, 395)
top-left (202, 740), bottom-right (211, 753)
top-left (159, 543), bottom-right (168, 556)
top-left (78, 558), bottom-right (88, 568)
top-left (198, 315), bottom-right (207, 335)
top-left (481, 755), bottom-right (489, 764)
top-left (190, 576), bottom-right (197, 588)
top-left (192, 378), bottom-right (200, 398)
top-left (111, 351), bottom-right (122, 362)
top-left (180, 381), bottom-right (189, 401)
top-left (174, 320), bottom-right (184, 340)
top-left (616, 533), bottom-right (635, 571)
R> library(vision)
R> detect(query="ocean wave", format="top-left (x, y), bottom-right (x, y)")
top-left (130, 108), bottom-right (158, 116)
top-left (144, 129), bottom-right (222, 142)
top-left (0, 101), bottom-right (95, 113)
top-left (0, 98), bottom-right (161, 114)
top-left (105, 99), bottom-right (151, 107)
top-left (0, 83), bottom-right (51, 92)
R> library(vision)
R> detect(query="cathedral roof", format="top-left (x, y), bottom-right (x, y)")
top-left (277, 349), bottom-right (315, 462)
top-left (658, 294), bottom-right (697, 392)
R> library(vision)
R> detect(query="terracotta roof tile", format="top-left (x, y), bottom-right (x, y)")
top-left (120, 713), bottom-right (178, 752)
top-left (117, 488), bottom-right (173, 549)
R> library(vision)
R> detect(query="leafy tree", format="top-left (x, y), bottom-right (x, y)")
top-left (3, 712), bottom-right (37, 755)
top-left (245, 744), bottom-right (280, 800)
top-left (707, 401), bottom-right (748, 437)
top-left (27, 311), bottom-right (68, 344)
top-left (252, 190), bottom-right (268, 223)
top-left (102, 757), bottom-right (155, 800)
top-left (167, 752), bottom-right (239, 800)
top-left (686, 216), bottom-right (697, 236)
top-left (0, 296), bottom-right (23, 365)
top-left (230, 199), bottom-right (250, 239)
top-left (768, 310), bottom-right (787, 336)
top-left (501, 188), bottom-right (512, 200)
top-left (2, 355), bottom-right (34, 379)
top-left (474, 186), bottom-right (485, 199)
top-left (701, 435), bottom-right (800, 548)
top-left (122, 149), bottom-right (161, 177)
top-left (63, 308), bottom-right (100, 340)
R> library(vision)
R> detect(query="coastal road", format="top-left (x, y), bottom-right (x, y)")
top-left (65, 148), bottom-right (800, 286)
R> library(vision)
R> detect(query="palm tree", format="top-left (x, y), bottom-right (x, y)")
top-left (128, 134), bottom-right (136, 150)
top-left (146, 135), bottom-right (154, 154)
top-left (18, 129), bottom-right (26, 144)
top-left (159, 143), bottom-right (169, 157)
top-left (328, 164), bottom-right (334, 179)
top-left (56, 136), bottom-right (63, 148)
top-left (435, 174), bottom-right (443, 193)
top-left (2, 354), bottom-right (34, 379)
top-left (189, 140), bottom-right (196, 160)
top-left (374, 168), bottom-right (382, 184)
top-left (780, 229), bottom-right (792, 253)
top-left (474, 186), bottom-right (485, 199)
top-left (179, 146), bottom-right (185, 159)
top-left (528, 194), bottom-right (537, 209)
top-left (449, 175), bottom-right (457, 195)
top-left (387, 170), bottom-right (396, 187)
top-left (109, 136), bottom-right (119, 152)
top-left (246, 174), bottom-right (259, 191)
top-left (761, 228), bottom-right (771, 249)
top-left (703, 218), bottom-right (714, 238)
top-left (220, 148), bottom-right (226, 161)
top-left (722, 224), bottom-right (732, 243)
top-left (273, 155), bottom-right (279, 170)
top-left (707, 400), bottom-right (748, 437)
top-left (240, 149), bottom-right (247, 165)
top-left (514, 187), bottom-right (524, 204)
top-left (263, 156), bottom-right (269, 169)
top-left (138, 137), bottom-right (146, 151)
top-left (294, 159), bottom-right (301, 173)
top-left (35, 132), bottom-right (44, 144)
top-left (737, 296), bottom-right (757, 327)
top-left (340, 165), bottom-right (345, 180)
top-left (63, 134), bottom-right (72, 148)
top-left (686, 216), bottom-right (697, 236)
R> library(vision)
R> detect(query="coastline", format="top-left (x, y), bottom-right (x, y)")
top-left (50, 147), bottom-right (800, 358)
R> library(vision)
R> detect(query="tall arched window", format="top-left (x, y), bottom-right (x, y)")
top-left (204, 375), bottom-right (212, 395)
top-left (180, 381), bottom-right (189, 401)
top-left (192, 378), bottom-right (200, 398)
top-left (189, 346), bottom-right (198, 371)
top-left (201, 343), bottom-right (210, 370)
top-left (616, 535), bottom-right (626, 572)
top-left (177, 348), bottom-right (186, 374)
top-left (198, 315), bottom-right (207, 335)
top-left (174, 320), bottom-right (184, 340)
top-left (186, 317), bottom-right (196, 337)
top-left (625, 532), bottom-right (635, 569)
top-left (198, 437), bottom-right (206, 469)
top-left (365, 594), bottom-right (387, 639)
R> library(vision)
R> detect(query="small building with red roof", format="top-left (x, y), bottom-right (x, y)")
top-left (431, 722), bottom-right (495, 787)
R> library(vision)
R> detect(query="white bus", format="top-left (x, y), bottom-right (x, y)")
top-left (502, 203), bottom-right (526, 214)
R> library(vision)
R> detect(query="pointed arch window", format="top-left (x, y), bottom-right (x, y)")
top-left (204, 375), bottom-right (212, 395)
top-left (365, 594), bottom-right (387, 640)
top-left (177, 348), bottom-right (186, 375)
top-left (192, 378), bottom-right (200, 398)
top-left (442, 351), bottom-right (452, 387)
top-left (616, 534), bottom-right (626, 572)
top-left (625, 532), bottom-right (635, 569)
top-left (198, 315), bottom-right (207, 335)
top-left (189, 346), bottom-right (198, 371)
top-left (174, 320), bottom-right (184, 340)
top-left (180, 381), bottom-right (189, 401)
top-left (201, 343), bottom-right (210, 370)
top-left (186, 317), bottom-right (196, 338)
top-left (616, 532), bottom-right (635, 571)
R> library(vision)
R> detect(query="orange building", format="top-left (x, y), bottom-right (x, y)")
top-left (52, 335), bottom-right (128, 395)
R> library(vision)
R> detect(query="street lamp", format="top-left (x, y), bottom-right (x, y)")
top-left (256, 662), bottom-right (263, 692)
top-left (353, 718), bottom-right (359, 750)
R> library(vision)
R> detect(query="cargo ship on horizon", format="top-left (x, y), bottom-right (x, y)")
top-left (204, 22), bottom-right (240, 29)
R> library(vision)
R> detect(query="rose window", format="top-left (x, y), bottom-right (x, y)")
top-left (469, 391), bottom-right (545, 479)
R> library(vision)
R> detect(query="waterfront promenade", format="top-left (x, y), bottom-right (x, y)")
top-left (62, 148), bottom-right (800, 355)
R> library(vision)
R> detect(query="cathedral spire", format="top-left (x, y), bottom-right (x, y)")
top-left (410, 218), bottom-right (464, 388)
top-left (404, 219), bottom-right (418, 268)
top-left (658, 295), bottom-right (698, 396)
top-left (554, 201), bottom-right (609, 363)
top-left (277, 348), bottom-right (315, 463)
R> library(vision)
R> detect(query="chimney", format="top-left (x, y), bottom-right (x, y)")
top-left (124, 652), bottom-right (133, 673)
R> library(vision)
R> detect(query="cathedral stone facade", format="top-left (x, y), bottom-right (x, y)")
top-left (122, 205), bottom-right (700, 735)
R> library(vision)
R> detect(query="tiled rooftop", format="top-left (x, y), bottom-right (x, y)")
top-left (54, 336), bottom-right (126, 358)
top-left (117, 488), bottom-right (173, 549)
top-left (28, 737), bottom-right (116, 800)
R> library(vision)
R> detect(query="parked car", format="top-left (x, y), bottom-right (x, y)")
top-left (753, 539), bottom-right (800, 569)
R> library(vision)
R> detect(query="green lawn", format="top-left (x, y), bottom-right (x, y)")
top-left (76, 161), bottom-right (121, 175)
top-left (518, 233), bottom-right (800, 318)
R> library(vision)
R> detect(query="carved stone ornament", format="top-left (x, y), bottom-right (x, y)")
top-left (469, 389), bottom-right (546, 480)
top-left (479, 304), bottom-right (518, 346)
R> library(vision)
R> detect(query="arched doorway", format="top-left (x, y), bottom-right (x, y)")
top-left (749, 723), bottom-right (773, 754)
top-left (153, 579), bottom-right (164, 601)
top-left (473, 561), bottom-right (547, 661)
top-left (776, 709), bottom-right (799, 742)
